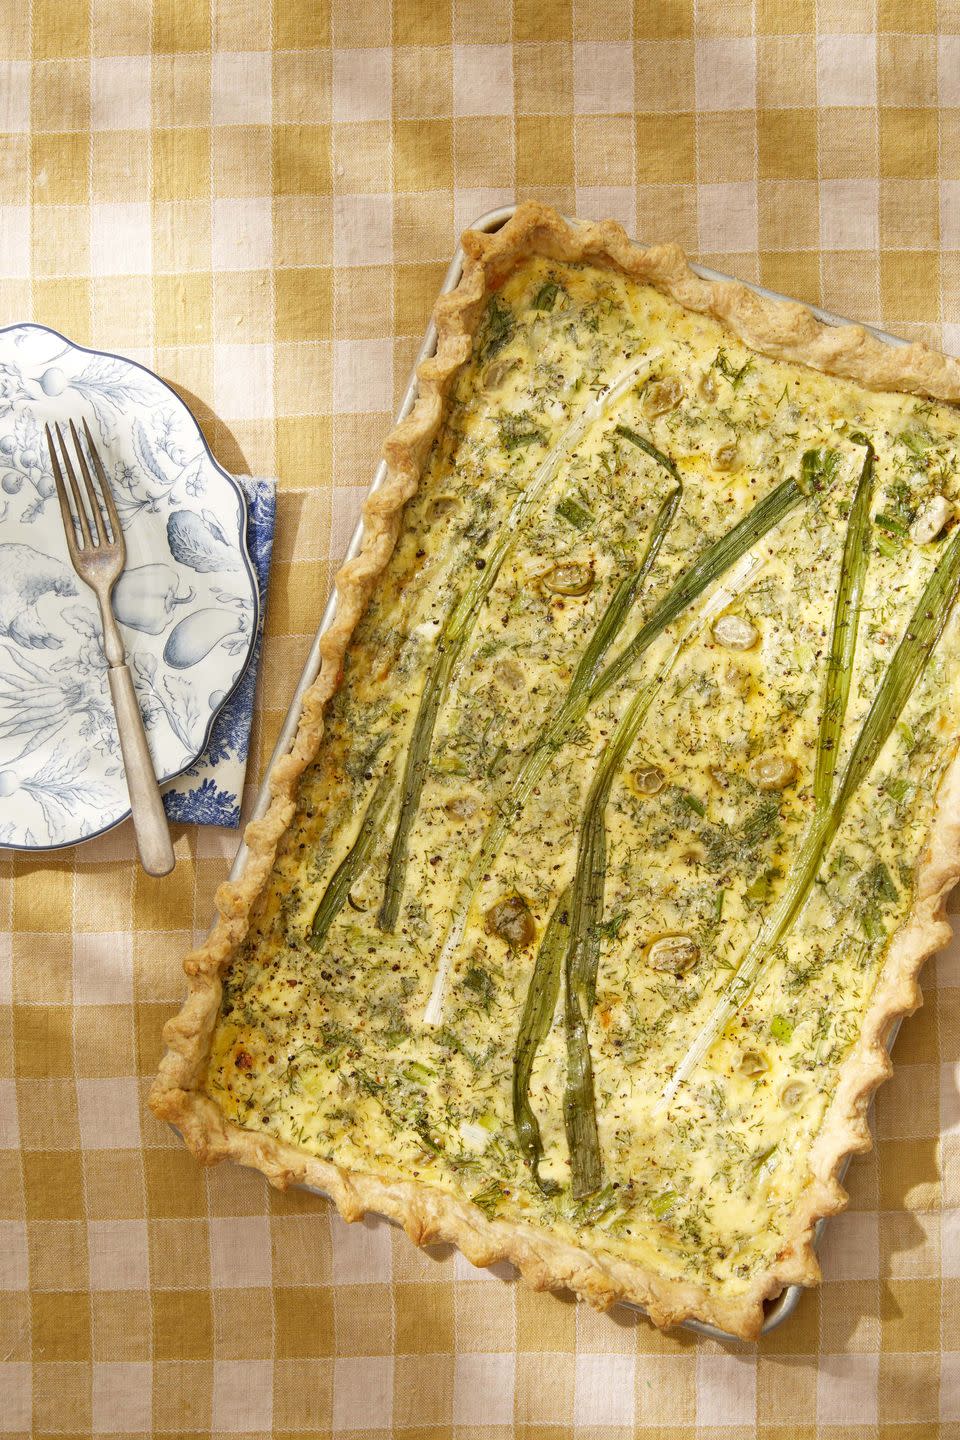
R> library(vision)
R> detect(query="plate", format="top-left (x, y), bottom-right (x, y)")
top-left (0, 323), bottom-right (259, 851)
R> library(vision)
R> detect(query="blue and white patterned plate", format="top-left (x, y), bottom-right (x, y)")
top-left (0, 323), bottom-right (259, 851)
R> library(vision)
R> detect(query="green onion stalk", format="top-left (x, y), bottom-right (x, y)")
top-left (309, 763), bottom-right (397, 948)
top-left (425, 457), bottom-right (683, 1024)
top-left (425, 471), bottom-right (806, 1025)
top-left (562, 543), bottom-right (774, 1196)
top-left (379, 356), bottom-right (667, 933)
top-left (511, 885), bottom-right (572, 1191)
top-left (547, 444), bottom-right (853, 1192)
top-left (813, 439), bottom-right (875, 809)
top-left (310, 353), bottom-right (659, 944)
top-left (658, 499), bottom-right (960, 1113)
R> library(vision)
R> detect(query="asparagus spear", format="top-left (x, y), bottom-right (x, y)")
top-left (658, 513), bottom-right (960, 1111)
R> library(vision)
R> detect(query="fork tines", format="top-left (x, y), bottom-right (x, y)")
top-left (45, 419), bottom-right (123, 556)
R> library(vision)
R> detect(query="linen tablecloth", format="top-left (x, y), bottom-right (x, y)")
top-left (2, 0), bottom-right (960, 1434)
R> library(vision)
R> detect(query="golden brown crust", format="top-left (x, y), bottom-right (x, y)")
top-left (151, 203), bottom-right (960, 1341)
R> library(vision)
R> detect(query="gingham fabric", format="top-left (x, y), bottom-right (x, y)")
top-left (3, 0), bottom-right (960, 1435)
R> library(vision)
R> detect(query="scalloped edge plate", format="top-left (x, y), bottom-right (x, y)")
top-left (0, 323), bottom-right (259, 851)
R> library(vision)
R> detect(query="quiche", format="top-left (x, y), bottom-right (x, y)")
top-left (152, 204), bottom-right (960, 1339)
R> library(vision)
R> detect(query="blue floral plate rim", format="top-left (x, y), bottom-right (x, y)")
top-left (0, 321), bottom-right (260, 851)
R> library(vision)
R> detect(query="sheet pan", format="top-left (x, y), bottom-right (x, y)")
top-left (225, 204), bottom-right (913, 1342)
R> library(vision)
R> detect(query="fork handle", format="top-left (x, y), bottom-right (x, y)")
top-left (108, 665), bottom-right (176, 877)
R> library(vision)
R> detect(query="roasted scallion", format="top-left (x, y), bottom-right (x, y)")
top-left (379, 625), bottom-right (466, 932)
top-left (424, 450), bottom-right (682, 1024)
top-left (378, 354), bottom-right (659, 933)
top-left (659, 520), bottom-right (960, 1110)
top-left (309, 763), bottom-right (396, 948)
top-left (564, 662), bottom-right (675, 1195)
top-left (615, 424), bottom-right (682, 481)
top-left (512, 886), bottom-right (571, 1191)
top-left (562, 538), bottom-right (775, 1194)
top-left (425, 464), bottom-right (816, 1027)
top-left (813, 439), bottom-right (874, 809)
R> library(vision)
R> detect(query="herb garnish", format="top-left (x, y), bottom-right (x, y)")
top-left (859, 860), bottom-right (898, 941)
top-left (480, 296), bottom-right (514, 361)
top-left (800, 447), bottom-right (842, 494)
top-left (533, 280), bottom-right (561, 311)
top-left (471, 1180), bottom-right (506, 1218)
top-left (715, 348), bottom-right (754, 390)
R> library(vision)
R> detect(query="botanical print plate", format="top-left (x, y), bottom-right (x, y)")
top-left (0, 323), bottom-right (259, 851)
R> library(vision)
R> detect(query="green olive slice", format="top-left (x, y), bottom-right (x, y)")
top-left (647, 933), bottom-right (700, 975)
top-left (644, 377), bottom-right (683, 417)
top-left (483, 356), bottom-right (519, 390)
top-left (485, 894), bottom-right (536, 949)
top-left (494, 658), bottom-right (525, 690)
top-left (543, 561), bottom-right (595, 596)
top-left (445, 793), bottom-right (480, 821)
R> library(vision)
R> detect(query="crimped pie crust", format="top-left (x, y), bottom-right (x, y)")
top-left (151, 203), bottom-right (960, 1340)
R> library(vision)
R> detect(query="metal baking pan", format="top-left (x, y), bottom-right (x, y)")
top-left (226, 204), bottom-right (913, 1342)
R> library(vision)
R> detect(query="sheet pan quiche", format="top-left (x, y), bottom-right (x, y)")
top-left (152, 204), bottom-right (960, 1338)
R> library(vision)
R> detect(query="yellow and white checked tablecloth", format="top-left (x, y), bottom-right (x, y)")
top-left (3, 0), bottom-right (960, 1434)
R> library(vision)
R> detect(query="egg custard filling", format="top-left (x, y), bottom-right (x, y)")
top-left (155, 207), bottom-right (960, 1337)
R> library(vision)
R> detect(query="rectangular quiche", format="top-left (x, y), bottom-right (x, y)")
top-left (152, 205), bottom-right (960, 1339)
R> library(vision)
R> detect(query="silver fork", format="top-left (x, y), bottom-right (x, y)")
top-left (45, 419), bottom-right (175, 876)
